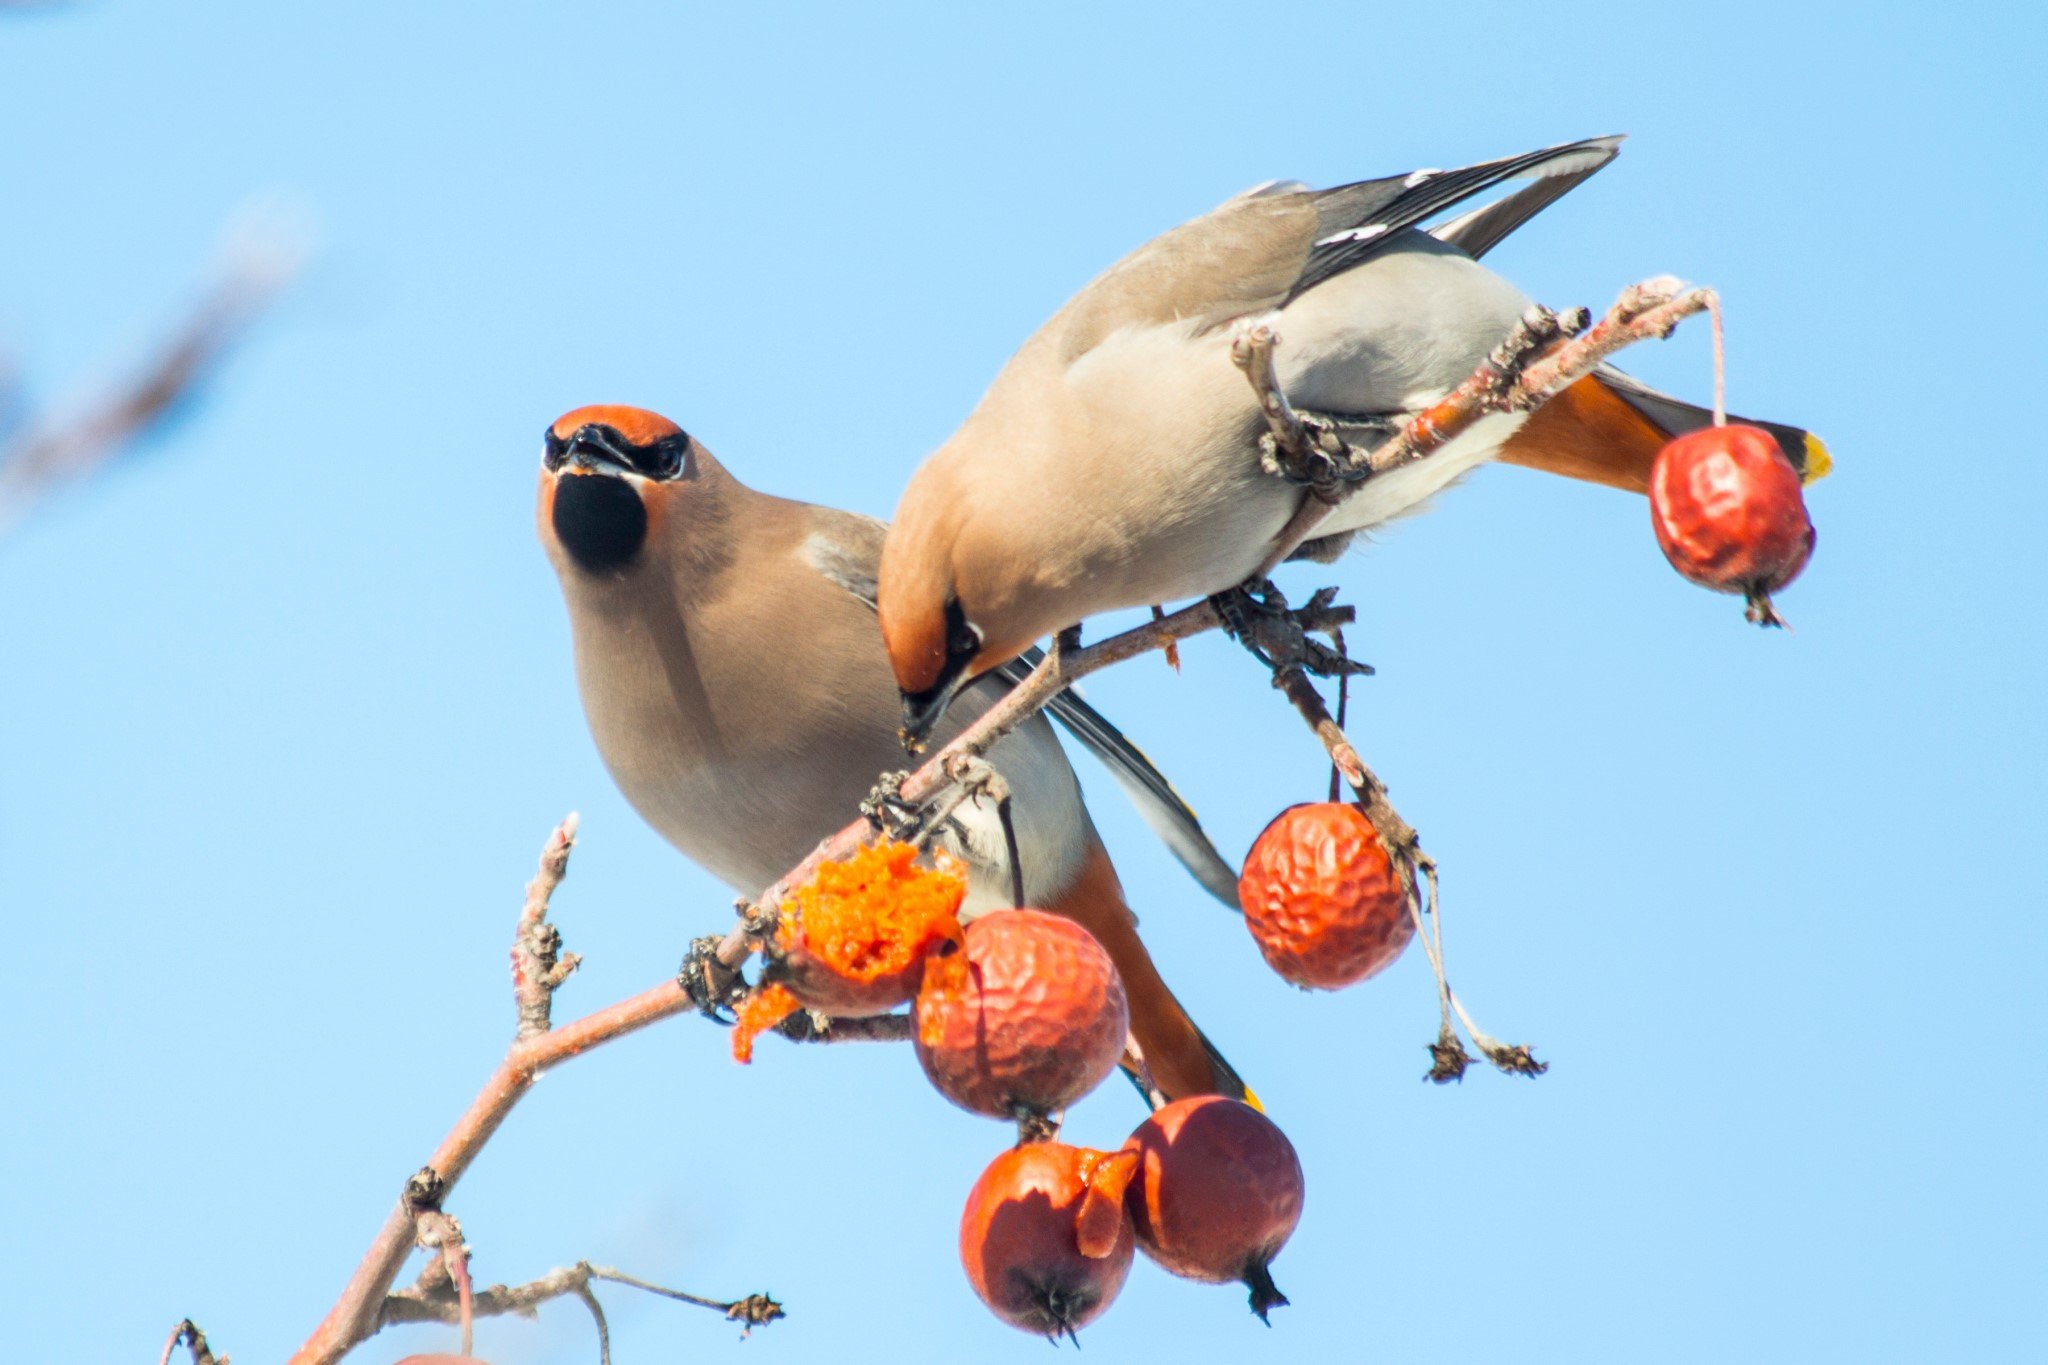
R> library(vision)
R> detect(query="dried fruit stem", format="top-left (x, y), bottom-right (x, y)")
top-left (376, 1259), bottom-right (784, 1343)
top-left (1244, 1260), bottom-right (1290, 1325)
top-left (1706, 290), bottom-right (1727, 428)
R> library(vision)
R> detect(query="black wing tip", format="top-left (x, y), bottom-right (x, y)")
top-left (1323, 131), bottom-right (1627, 200)
top-left (1548, 131), bottom-right (1627, 158)
top-left (1519, 132), bottom-right (1627, 176)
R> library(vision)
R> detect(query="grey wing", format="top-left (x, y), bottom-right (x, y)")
top-left (805, 508), bottom-right (1243, 909)
top-left (801, 506), bottom-right (890, 602)
top-left (996, 648), bottom-right (1242, 912)
top-left (1286, 134), bottom-right (1624, 301)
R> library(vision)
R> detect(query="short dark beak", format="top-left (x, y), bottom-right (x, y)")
top-left (565, 443), bottom-right (628, 475)
top-left (560, 426), bottom-right (637, 476)
top-left (898, 682), bottom-right (958, 753)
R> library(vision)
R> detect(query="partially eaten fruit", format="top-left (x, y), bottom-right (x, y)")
top-left (959, 1141), bottom-right (1138, 1340)
top-left (732, 840), bottom-right (965, 1063)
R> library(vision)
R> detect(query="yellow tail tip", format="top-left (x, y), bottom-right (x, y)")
top-left (1802, 432), bottom-right (1834, 484)
top-left (1240, 1085), bottom-right (1265, 1114)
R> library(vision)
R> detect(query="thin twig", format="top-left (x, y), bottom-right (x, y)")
top-left (1706, 291), bottom-right (1727, 427)
top-left (513, 813), bottom-right (582, 1039)
top-left (0, 208), bottom-right (307, 534)
top-left (378, 1258), bottom-right (782, 1342)
top-left (157, 1320), bottom-right (221, 1365)
top-left (289, 819), bottom-right (705, 1365)
top-left (575, 1284), bottom-right (611, 1365)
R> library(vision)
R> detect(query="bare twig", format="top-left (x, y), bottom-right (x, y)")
top-left (413, 1210), bottom-right (473, 1357)
top-left (576, 1283), bottom-right (611, 1365)
top-left (513, 813), bottom-right (582, 1038)
top-left (0, 207), bottom-right (308, 534)
top-left (293, 991), bottom-right (700, 1362)
top-left (587, 1266), bottom-right (786, 1336)
top-left (157, 1319), bottom-right (223, 1365)
top-left (289, 819), bottom-right (706, 1365)
top-left (379, 1258), bottom-right (782, 1344)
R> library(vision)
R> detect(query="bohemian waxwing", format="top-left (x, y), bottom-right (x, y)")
top-left (877, 135), bottom-right (1829, 740)
top-left (538, 405), bottom-right (1247, 1103)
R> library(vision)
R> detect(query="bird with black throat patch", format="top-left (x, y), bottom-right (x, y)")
top-left (538, 404), bottom-right (1255, 1104)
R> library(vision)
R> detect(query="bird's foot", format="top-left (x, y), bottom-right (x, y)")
top-left (679, 931), bottom-right (748, 1024)
top-left (858, 769), bottom-right (922, 840)
top-left (1232, 321), bottom-right (1375, 496)
top-left (1209, 580), bottom-right (1373, 680)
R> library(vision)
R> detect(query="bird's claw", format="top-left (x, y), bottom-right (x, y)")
top-left (1210, 580), bottom-right (1374, 680)
top-left (859, 770), bottom-right (922, 838)
top-left (679, 933), bottom-right (747, 1025)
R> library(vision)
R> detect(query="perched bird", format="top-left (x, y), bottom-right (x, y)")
top-left (537, 404), bottom-right (1246, 1103)
top-left (877, 135), bottom-right (1828, 740)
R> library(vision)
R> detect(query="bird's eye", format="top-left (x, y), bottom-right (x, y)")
top-left (542, 429), bottom-right (569, 470)
top-left (639, 434), bottom-right (689, 480)
top-left (941, 598), bottom-right (982, 659)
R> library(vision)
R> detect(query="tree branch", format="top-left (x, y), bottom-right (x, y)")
top-left (288, 272), bottom-right (1707, 1363)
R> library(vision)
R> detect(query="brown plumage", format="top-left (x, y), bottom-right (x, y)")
top-left (537, 405), bottom-right (1247, 1104)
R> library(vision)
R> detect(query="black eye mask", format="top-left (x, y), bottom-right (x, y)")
top-left (542, 423), bottom-right (692, 481)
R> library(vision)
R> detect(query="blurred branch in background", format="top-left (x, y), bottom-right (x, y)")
top-left (0, 202), bottom-right (310, 536)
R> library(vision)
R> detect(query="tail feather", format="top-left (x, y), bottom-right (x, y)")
top-left (1048, 843), bottom-right (1253, 1106)
top-left (1593, 367), bottom-right (1831, 484)
top-left (1499, 370), bottom-right (1829, 493)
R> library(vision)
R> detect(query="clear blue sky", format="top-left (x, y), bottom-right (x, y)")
top-left (4, 4), bottom-right (2043, 1362)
